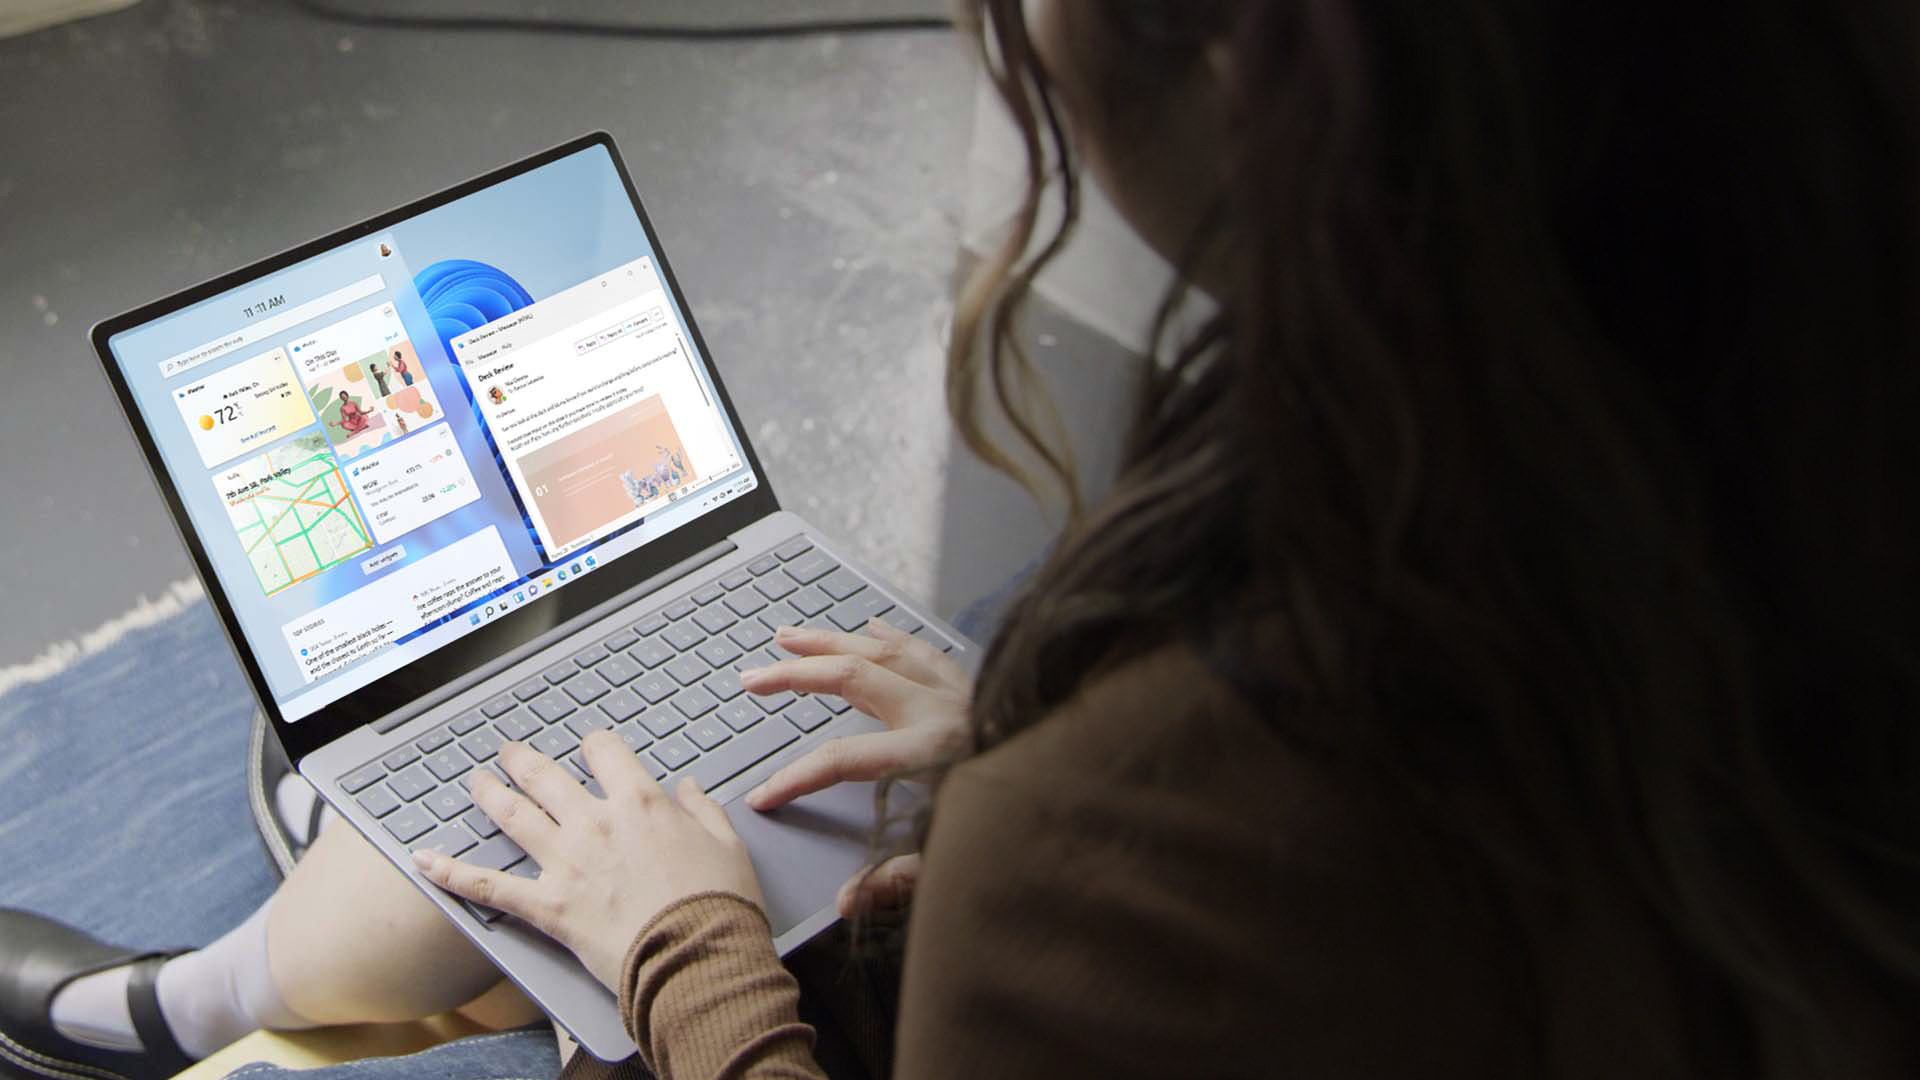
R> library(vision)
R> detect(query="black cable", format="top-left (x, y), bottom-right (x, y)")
top-left (287, 0), bottom-right (954, 41)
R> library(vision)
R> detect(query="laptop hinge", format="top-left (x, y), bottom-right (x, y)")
top-left (369, 538), bottom-right (739, 735)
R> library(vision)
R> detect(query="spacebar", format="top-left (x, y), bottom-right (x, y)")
top-left (686, 721), bottom-right (801, 793)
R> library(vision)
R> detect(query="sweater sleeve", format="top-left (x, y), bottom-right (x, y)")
top-left (616, 891), bottom-right (827, 1080)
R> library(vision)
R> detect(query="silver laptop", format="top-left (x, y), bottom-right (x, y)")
top-left (90, 132), bottom-right (971, 1061)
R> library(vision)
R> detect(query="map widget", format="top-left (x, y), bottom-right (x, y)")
top-left (214, 432), bottom-right (374, 597)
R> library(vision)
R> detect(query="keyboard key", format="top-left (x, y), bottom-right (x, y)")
top-left (640, 709), bottom-right (686, 739)
top-left (601, 629), bottom-right (638, 653)
top-left (672, 687), bottom-right (721, 721)
top-left (686, 718), bottom-right (732, 751)
top-left (481, 695), bottom-right (518, 718)
top-left (567, 708), bottom-right (616, 737)
top-left (728, 620), bottom-right (775, 651)
top-left (598, 654), bottom-right (642, 686)
top-left (415, 726), bottom-right (455, 754)
top-left (786, 698), bottom-right (833, 732)
top-left (633, 672), bottom-right (677, 705)
top-left (830, 590), bottom-right (894, 632)
top-left (664, 654), bottom-right (708, 687)
top-left (493, 710), bottom-right (541, 741)
top-left (531, 727), bottom-right (579, 759)
top-left (565, 673), bottom-right (611, 706)
top-left (464, 833), bottom-right (527, 872)
top-left (465, 901), bottom-right (506, 925)
top-left (458, 762), bottom-right (510, 793)
top-left (691, 583), bottom-right (725, 606)
top-left (774, 535), bottom-right (814, 560)
top-left (686, 721), bottom-right (801, 793)
top-left (613, 721), bottom-right (651, 753)
top-left (449, 709), bottom-right (488, 735)
top-left (462, 807), bottom-right (500, 839)
top-left (572, 645), bottom-right (608, 668)
top-left (720, 569), bottom-right (753, 591)
top-left (424, 785), bottom-right (473, 821)
top-left (509, 859), bottom-right (541, 879)
top-left (818, 568), bottom-right (866, 601)
top-left (747, 555), bottom-right (780, 576)
top-left (563, 754), bottom-right (593, 782)
top-left (650, 734), bottom-right (700, 772)
top-left (703, 668), bottom-right (744, 702)
top-left (541, 662), bottom-right (578, 685)
top-left (529, 693), bottom-right (576, 724)
top-left (877, 608), bottom-right (924, 635)
top-left (596, 689), bottom-right (645, 724)
top-left (413, 824), bottom-right (476, 859)
top-left (383, 746), bottom-right (420, 771)
top-left (662, 623), bottom-right (705, 651)
top-left (911, 625), bottom-right (951, 651)
top-left (357, 784), bottom-right (401, 818)
top-left (724, 590), bottom-right (767, 617)
top-left (512, 679), bottom-right (547, 702)
top-left (788, 585), bottom-right (833, 617)
top-left (753, 574), bottom-right (797, 601)
top-left (461, 727), bottom-right (505, 762)
top-left (340, 762), bottom-right (386, 794)
top-left (783, 550), bottom-right (838, 585)
top-left (631, 613), bottom-right (669, 637)
top-left (696, 638), bottom-right (743, 668)
top-left (422, 748), bottom-right (473, 783)
top-left (629, 638), bottom-right (675, 668)
top-left (693, 606), bottom-right (737, 635)
top-left (756, 689), bottom-right (798, 713)
top-left (383, 804), bottom-right (436, 843)
top-left (818, 694), bottom-right (855, 715)
top-left (388, 765), bottom-right (435, 802)
top-left (662, 598), bottom-right (697, 621)
top-left (717, 700), bottom-right (763, 732)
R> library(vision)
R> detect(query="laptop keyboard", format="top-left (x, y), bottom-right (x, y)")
top-left (333, 534), bottom-right (951, 923)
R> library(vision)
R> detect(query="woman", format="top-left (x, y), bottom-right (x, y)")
top-left (391, 349), bottom-right (413, 387)
top-left (333, 389), bottom-right (369, 435)
top-left (4, 1), bottom-right (1917, 1077)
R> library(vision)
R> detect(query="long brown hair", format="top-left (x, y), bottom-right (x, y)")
top-left (945, 0), bottom-right (1920, 1074)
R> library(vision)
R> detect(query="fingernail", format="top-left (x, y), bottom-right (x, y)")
top-left (738, 667), bottom-right (765, 687)
top-left (411, 849), bottom-right (438, 871)
top-left (773, 625), bottom-right (799, 638)
top-left (746, 784), bottom-right (768, 806)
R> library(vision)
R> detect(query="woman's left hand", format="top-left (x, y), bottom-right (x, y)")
top-left (412, 733), bottom-right (765, 991)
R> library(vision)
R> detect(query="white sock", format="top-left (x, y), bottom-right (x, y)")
top-left (51, 899), bottom-right (319, 1059)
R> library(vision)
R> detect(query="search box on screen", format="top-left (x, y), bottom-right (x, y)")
top-left (160, 274), bottom-right (386, 378)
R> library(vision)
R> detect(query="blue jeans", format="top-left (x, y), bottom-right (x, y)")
top-left (0, 576), bottom-right (1026, 1079)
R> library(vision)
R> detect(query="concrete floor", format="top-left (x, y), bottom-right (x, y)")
top-left (0, 0), bottom-right (974, 668)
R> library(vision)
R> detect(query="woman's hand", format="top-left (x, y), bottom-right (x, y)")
top-left (412, 735), bottom-right (763, 991)
top-left (739, 619), bottom-right (972, 915)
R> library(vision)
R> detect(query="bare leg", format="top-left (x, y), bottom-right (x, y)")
top-left (267, 818), bottom-right (540, 1028)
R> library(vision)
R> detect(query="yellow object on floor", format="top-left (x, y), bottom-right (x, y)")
top-left (175, 1013), bottom-right (490, 1079)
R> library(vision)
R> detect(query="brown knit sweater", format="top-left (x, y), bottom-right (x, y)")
top-left (563, 646), bottom-right (1717, 1078)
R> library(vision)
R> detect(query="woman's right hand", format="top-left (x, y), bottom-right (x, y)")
top-left (739, 618), bottom-right (972, 915)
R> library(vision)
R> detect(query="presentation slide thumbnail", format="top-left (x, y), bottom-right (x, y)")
top-left (214, 432), bottom-right (374, 597)
top-left (516, 393), bottom-right (697, 554)
top-left (172, 347), bottom-right (315, 469)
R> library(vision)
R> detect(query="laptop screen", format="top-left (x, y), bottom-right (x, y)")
top-left (102, 143), bottom-right (760, 723)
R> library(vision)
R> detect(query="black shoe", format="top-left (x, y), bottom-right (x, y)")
top-left (0, 910), bottom-right (194, 1080)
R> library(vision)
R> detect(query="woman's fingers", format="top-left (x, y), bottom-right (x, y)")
top-left (498, 741), bottom-right (593, 824)
top-left (413, 847), bottom-right (542, 921)
top-left (746, 728), bottom-right (935, 810)
top-left (739, 653), bottom-right (937, 723)
top-left (674, 777), bottom-right (741, 846)
top-left (835, 854), bottom-right (921, 917)
top-left (770, 622), bottom-right (966, 693)
top-left (578, 729), bottom-right (658, 804)
top-left (468, 770), bottom-right (560, 855)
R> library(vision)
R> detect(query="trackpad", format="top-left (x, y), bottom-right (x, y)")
top-left (725, 780), bottom-right (915, 946)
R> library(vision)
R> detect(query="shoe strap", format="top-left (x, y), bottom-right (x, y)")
top-left (124, 953), bottom-right (195, 1076)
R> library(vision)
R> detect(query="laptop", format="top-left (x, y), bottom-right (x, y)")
top-left (89, 132), bottom-right (971, 1061)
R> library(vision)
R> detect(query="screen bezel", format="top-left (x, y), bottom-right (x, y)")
top-left (90, 132), bottom-right (780, 764)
